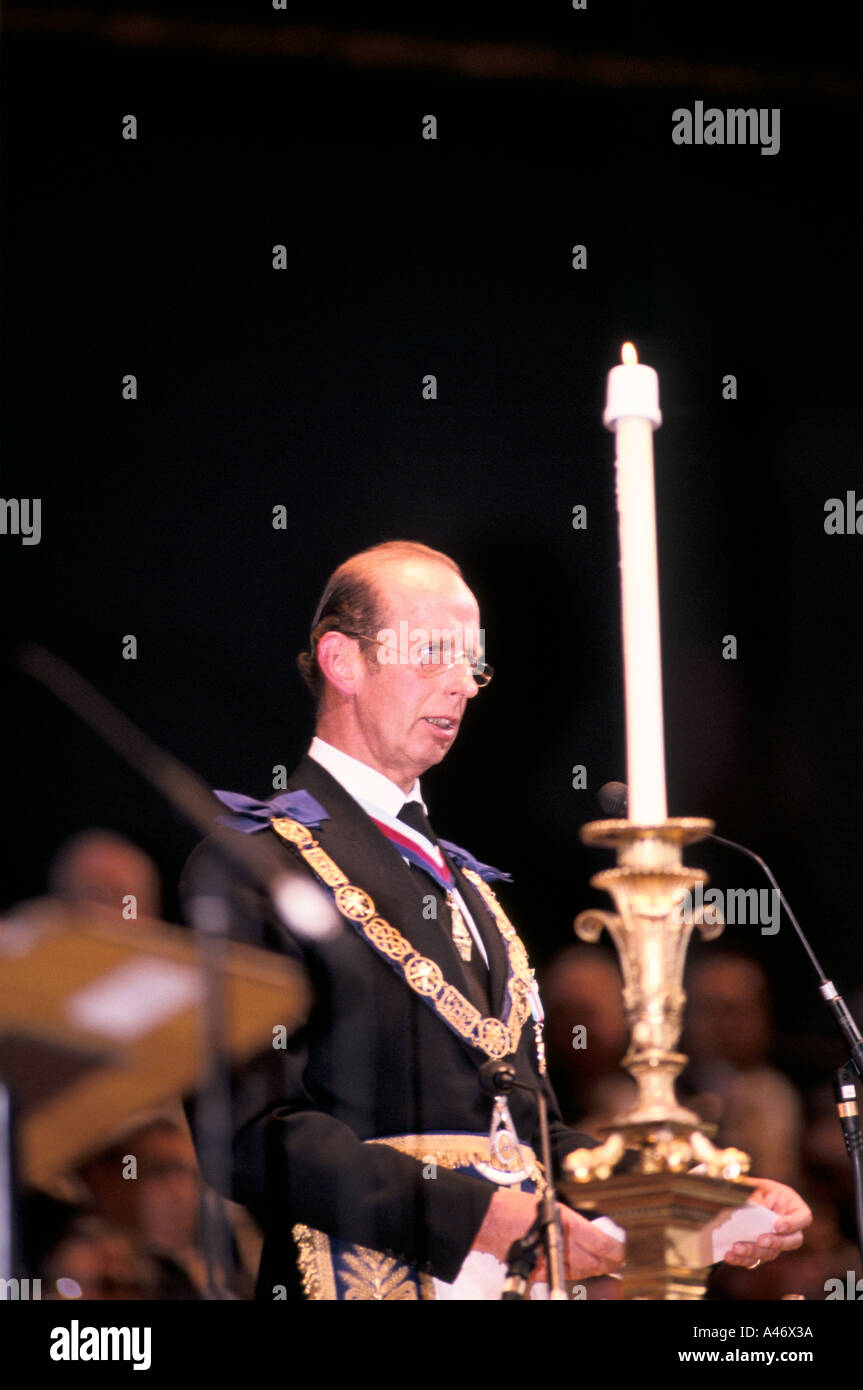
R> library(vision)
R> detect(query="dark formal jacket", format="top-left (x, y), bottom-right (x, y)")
top-left (180, 753), bottom-right (596, 1299)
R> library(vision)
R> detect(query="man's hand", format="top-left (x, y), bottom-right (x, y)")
top-left (721, 1176), bottom-right (812, 1268)
top-left (471, 1189), bottom-right (625, 1282)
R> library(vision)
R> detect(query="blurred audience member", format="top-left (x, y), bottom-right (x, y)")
top-left (41, 1215), bottom-right (157, 1300)
top-left (12, 833), bottom-right (263, 1297)
top-left (683, 952), bottom-right (803, 1188)
top-left (49, 828), bottom-right (162, 919)
top-left (542, 945), bottom-right (634, 1134)
top-left (76, 1112), bottom-right (257, 1299)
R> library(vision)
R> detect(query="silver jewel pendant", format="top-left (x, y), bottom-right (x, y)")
top-left (489, 1094), bottom-right (523, 1172)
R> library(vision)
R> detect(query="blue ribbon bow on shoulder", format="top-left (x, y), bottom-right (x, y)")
top-left (213, 788), bottom-right (330, 834)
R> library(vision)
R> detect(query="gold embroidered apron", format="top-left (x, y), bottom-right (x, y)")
top-left (292, 1133), bottom-right (545, 1301)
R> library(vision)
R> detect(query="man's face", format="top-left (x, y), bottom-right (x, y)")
top-left (351, 559), bottom-right (482, 789)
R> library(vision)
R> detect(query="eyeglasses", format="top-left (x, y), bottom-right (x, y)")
top-left (340, 632), bottom-right (494, 687)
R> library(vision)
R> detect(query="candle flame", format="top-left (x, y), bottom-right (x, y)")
top-left (621, 342), bottom-right (638, 366)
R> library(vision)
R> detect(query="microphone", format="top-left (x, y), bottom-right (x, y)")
top-left (834, 1063), bottom-right (862, 1156)
top-left (478, 1059), bottom-right (518, 1097)
top-left (833, 1062), bottom-right (863, 1271)
top-left (597, 781), bottom-right (629, 818)
top-left (501, 1215), bottom-right (541, 1301)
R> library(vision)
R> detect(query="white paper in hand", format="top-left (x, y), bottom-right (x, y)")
top-left (710, 1202), bottom-right (777, 1262)
top-left (582, 1202), bottom-right (776, 1269)
top-left (591, 1214), bottom-right (627, 1243)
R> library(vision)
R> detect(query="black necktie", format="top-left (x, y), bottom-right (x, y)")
top-left (396, 800), bottom-right (437, 845)
top-left (397, 801), bottom-right (491, 1013)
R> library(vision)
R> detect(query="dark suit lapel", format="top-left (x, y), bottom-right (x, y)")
top-left (282, 756), bottom-right (486, 1004)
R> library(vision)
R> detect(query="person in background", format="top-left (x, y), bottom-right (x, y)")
top-left (542, 945), bottom-right (633, 1133)
top-left (682, 952), bottom-right (803, 1190)
top-left (49, 828), bottom-right (163, 920)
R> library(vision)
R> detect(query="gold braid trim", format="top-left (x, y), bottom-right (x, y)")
top-left (270, 817), bottom-right (534, 1061)
top-left (292, 1224), bottom-right (422, 1301)
top-left (291, 1134), bottom-right (544, 1301)
top-left (367, 1132), bottom-right (543, 1182)
top-left (461, 869), bottom-right (534, 1048)
top-left (292, 1224), bottom-right (338, 1301)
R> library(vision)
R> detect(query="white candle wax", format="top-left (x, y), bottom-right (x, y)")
top-left (604, 362), bottom-right (662, 428)
top-left (604, 346), bottom-right (667, 824)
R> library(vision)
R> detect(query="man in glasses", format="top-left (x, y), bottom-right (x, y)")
top-left (182, 540), bottom-right (809, 1300)
top-left (299, 542), bottom-right (490, 792)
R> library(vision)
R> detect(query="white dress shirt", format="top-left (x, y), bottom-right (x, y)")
top-left (308, 737), bottom-right (489, 967)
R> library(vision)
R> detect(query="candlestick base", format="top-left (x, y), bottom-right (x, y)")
top-left (559, 1168), bottom-right (751, 1300)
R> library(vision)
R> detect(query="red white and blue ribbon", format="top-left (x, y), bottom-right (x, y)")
top-left (358, 801), bottom-right (456, 896)
top-left (212, 787), bottom-right (512, 886)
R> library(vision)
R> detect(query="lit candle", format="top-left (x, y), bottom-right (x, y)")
top-left (604, 342), bottom-right (667, 823)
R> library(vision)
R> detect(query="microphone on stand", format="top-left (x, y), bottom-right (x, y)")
top-left (500, 1215), bottom-right (541, 1301)
top-left (833, 1063), bottom-right (863, 1264)
top-left (595, 780), bottom-right (863, 1076)
top-left (477, 1059), bottom-right (569, 1300)
top-left (595, 779), bottom-right (863, 1271)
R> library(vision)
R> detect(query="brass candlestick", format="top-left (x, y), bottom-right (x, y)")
top-left (560, 818), bottom-right (753, 1300)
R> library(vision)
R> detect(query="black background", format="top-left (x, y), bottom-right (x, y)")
top-left (2, 0), bottom-right (861, 1085)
